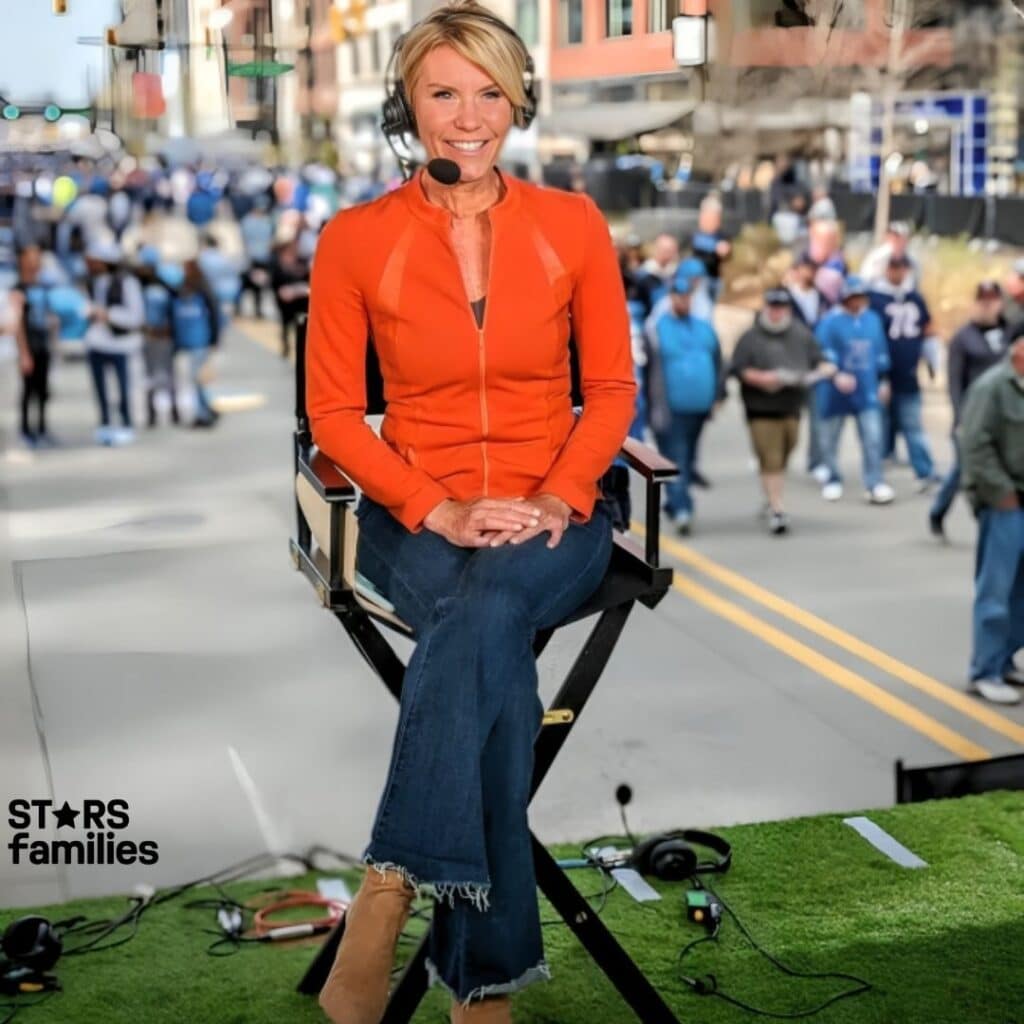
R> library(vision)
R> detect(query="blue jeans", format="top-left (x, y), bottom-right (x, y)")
top-left (186, 347), bottom-right (215, 419)
top-left (654, 412), bottom-right (707, 516)
top-left (353, 493), bottom-right (614, 1004)
top-left (883, 392), bottom-right (934, 480)
top-left (87, 349), bottom-right (131, 427)
top-left (931, 434), bottom-right (961, 523)
top-left (819, 407), bottom-right (884, 490)
top-left (806, 390), bottom-right (826, 471)
top-left (970, 507), bottom-right (1024, 681)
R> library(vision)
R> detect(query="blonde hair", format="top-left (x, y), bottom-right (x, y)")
top-left (398, 1), bottom-right (531, 131)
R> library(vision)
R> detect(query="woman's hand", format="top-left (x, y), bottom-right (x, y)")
top-left (482, 493), bottom-right (573, 550)
top-left (423, 496), bottom-right (544, 548)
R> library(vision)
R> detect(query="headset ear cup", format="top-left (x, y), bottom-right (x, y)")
top-left (2, 916), bottom-right (62, 973)
top-left (651, 840), bottom-right (698, 881)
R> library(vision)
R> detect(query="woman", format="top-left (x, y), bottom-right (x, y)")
top-left (305, 4), bottom-right (636, 1022)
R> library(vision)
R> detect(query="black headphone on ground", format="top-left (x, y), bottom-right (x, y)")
top-left (631, 829), bottom-right (732, 882)
top-left (1, 916), bottom-right (63, 974)
top-left (381, 7), bottom-right (538, 141)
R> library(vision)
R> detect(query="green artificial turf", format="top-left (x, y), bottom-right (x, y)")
top-left (1, 792), bottom-right (1021, 1024)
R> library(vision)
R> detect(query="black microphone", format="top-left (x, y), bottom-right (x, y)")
top-left (426, 158), bottom-right (461, 185)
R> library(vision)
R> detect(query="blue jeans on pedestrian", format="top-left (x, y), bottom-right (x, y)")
top-left (819, 407), bottom-right (884, 490)
top-left (353, 492), bottom-right (614, 1005)
top-left (970, 507), bottom-right (1024, 681)
top-left (806, 390), bottom-right (826, 472)
top-left (654, 411), bottom-right (707, 517)
top-left (186, 347), bottom-right (215, 420)
top-left (883, 391), bottom-right (934, 480)
top-left (931, 434), bottom-right (961, 523)
top-left (87, 349), bottom-right (131, 427)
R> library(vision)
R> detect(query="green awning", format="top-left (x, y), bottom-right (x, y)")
top-left (227, 61), bottom-right (294, 78)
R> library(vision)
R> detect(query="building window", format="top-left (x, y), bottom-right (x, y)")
top-left (515, 0), bottom-right (539, 46)
top-left (606, 0), bottom-right (633, 37)
top-left (558, 0), bottom-right (583, 45)
top-left (351, 35), bottom-right (361, 76)
top-left (371, 28), bottom-right (381, 73)
top-left (647, 0), bottom-right (673, 33)
top-left (734, 0), bottom-right (865, 29)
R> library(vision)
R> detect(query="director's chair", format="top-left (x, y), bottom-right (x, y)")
top-left (290, 315), bottom-right (684, 1022)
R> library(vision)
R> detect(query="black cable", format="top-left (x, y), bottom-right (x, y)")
top-left (678, 877), bottom-right (872, 1019)
top-left (0, 990), bottom-right (59, 1024)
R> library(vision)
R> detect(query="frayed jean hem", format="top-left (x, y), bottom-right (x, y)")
top-left (424, 955), bottom-right (553, 1007)
top-left (362, 853), bottom-right (491, 912)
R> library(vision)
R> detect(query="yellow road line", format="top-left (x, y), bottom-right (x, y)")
top-left (674, 574), bottom-right (990, 761)
top-left (643, 524), bottom-right (1024, 747)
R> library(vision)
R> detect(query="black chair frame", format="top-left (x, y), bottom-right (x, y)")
top-left (290, 316), bottom-right (684, 1022)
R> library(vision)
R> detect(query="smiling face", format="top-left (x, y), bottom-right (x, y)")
top-left (410, 44), bottom-right (514, 184)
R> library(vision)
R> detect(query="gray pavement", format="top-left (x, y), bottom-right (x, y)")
top-left (1, 312), bottom-right (1020, 911)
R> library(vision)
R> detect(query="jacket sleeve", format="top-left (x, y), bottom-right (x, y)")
top-left (960, 377), bottom-right (1017, 509)
top-left (305, 215), bottom-right (452, 533)
top-left (107, 274), bottom-right (145, 332)
top-left (538, 195), bottom-right (637, 523)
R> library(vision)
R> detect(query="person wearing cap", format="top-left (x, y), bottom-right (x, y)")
top-left (785, 252), bottom-right (832, 480)
top-left (868, 254), bottom-right (940, 489)
top-left (957, 329), bottom-right (1024, 704)
top-left (84, 238), bottom-right (146, 446)
top-left (1001, 259), bottom-right (1024, 329)
top-left (814, 275), bottom-right (895, 504)
top-left (930, 280), bottom-right (1011, 537)
top-left (859, 221), bottom-right (920, 288)
top-left (644, 269), bottom-right (723, 534)
top-left (730, 288), bottom-right (835, 534)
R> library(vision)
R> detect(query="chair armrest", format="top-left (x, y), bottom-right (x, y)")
top-left (298, 449), bottom-right (357, 502)
top-left (619, 436), bottom-right (679, 481)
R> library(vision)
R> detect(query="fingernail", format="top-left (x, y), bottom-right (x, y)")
top-left (529, 518), bottom-right (539, 526)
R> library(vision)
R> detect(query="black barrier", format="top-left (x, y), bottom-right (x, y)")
top-left (926, 195), bottom-right (985, 237)
top-left (993, 198), bottom-right (1024, 246)
top-left (639, 183), bottom-right (1024, 246)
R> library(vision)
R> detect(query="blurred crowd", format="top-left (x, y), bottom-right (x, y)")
top-left (1, 152), bottom-right (383, 447)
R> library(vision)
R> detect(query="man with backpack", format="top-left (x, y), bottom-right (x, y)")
top-left (84, 239), bottom-right (145, 446)
top-left (170, 259), bottom-right (222, 428)
top-left (645, 269), bottom-right (723, 535)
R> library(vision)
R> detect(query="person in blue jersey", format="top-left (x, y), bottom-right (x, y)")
top-left (8, 245), bottom-right (58, 448)
top-left (137, 247), bottom-right (181, 427)
top-left (868, 254), bottom-right (940, 490)
top-left (645, 269), bottom-right (724, 534)
top-left (691, 193), bottom-right (732, 306)
top-left (170, 259), bottom-right (222, 429)
top-left (814, 275), bottom-right (895, 505)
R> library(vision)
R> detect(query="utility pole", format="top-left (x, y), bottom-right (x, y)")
top-left (874, 0), bottom-right (910, 243)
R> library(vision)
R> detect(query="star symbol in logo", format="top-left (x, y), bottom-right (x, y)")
top-left (53, 801), bottom-right (80, 829)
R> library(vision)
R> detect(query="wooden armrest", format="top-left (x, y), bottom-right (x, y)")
top-left (618, 436), bottom-right (679, 481)
top-left (298, 449), bottom-right (357, 501)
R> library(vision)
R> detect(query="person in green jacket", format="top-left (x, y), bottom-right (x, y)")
top-left (959, 331), bottom-right (1024, 704)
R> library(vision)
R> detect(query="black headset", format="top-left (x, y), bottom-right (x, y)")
top-left (1, 916), bottom-right (63, 974)
top-left (631, 829), bottom-right (732, 882)
top-left (381, 7), bottom-right (538, 141)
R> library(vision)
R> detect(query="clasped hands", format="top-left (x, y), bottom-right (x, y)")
top-left (423, 493), bottom-right (574, 550)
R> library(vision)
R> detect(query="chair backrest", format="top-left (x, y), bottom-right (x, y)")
top-left (296, 312), bottom-right (585, 424)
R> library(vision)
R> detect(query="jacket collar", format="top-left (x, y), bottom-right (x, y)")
top-left (401, 164), bottom-right (521, 229)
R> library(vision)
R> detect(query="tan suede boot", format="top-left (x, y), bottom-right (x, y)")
top-left (317, 867), bottom-right (416, 1024)
top-left (450, 995), bottom-right (512, 1023)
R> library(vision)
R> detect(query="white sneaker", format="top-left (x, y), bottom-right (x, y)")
top-left (867, 483), bottom-right (895, 505)
top-left (967, 678), bottom-right (1022, 705)
top-left (822, 482), bottom-right (843, 502)
top-left (95, 425), bottom-right (114, 446)
top-left (811, 464), bottom-right (831, 485)
top-left (109, 426), bottom-right (136, 446)
top-left (673, 511), bottom-right (692, 536)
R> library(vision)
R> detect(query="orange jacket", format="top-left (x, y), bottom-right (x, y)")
top-left (306, 166), bottom-right (636, 534)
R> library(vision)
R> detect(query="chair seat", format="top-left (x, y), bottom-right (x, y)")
top-left (295, 473), bottom-right (672, 635)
